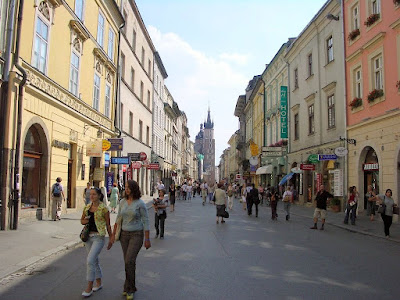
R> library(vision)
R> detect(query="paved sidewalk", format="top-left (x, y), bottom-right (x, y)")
top-left (281, 202), bottom-right (400, 243)
top-left (0, 196), bottom-right (154, 280)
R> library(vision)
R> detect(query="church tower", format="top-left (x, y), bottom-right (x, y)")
top-left (202, 108), bottom-right (215, 183)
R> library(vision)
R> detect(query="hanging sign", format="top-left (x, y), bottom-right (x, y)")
top-left (363, 163), bottom-right (379, 171)
top-left (111, 157), bottom-right (130, 164)
top-left (319, 154), bottom-right (337, 161)
top-left (107, 138), bottom-right (124, 151)
top-left (308, 154), bottom-right (319, 164)
top-left (106, 172), bottom-right (114, 194)
top-left (334, 147), bottom-right (348, 157)
top-left (249, 156), bottom-right (258, 166)
top-left (146, 163), bottom-right (160, 170)
top-left (102, 140), bottom-right (112, 151)
top-left (86, 141), bottom-right (102, 157)
top-left (132, 162), bottom-right (142, 169)
top-left (300, 164), bottom-right (315, 170)
top-left (333, 169), bottom-right (343, 197)
top-left (280, 86), bottom-right (288, 139)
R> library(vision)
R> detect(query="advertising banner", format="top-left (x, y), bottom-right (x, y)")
top-left (106, 172), bottom-right (114, 194)
top-left (107, 138), bottom-right (123, 151)
top-left (86, 140), bottom-right (102, 157)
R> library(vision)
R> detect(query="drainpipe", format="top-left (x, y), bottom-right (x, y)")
top-left (11, 0), bottom-right (27, 230)
top-left (341, 0), bottom-right (348, 210)
top-left (0, 0), bottom-right (17, 230)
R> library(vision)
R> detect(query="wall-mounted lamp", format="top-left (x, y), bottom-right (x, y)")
top-left (326, 13), bottom-right (340, 21)
top-left (97, 129), bottom-right (102, 138)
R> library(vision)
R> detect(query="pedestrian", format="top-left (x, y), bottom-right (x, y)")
top-left (344, 186), bottom-right (357, 225)
top-left (109, 183), bottom-right (119, 213)
top-left (365, 185), bottom-right (376, 221)
top-left (215, 183), bottom-right (227, 224)
top-left (208, 183), bottom-right (215, 203)
top-left (258, 185), bottom-right (264, 205)
top-left (111, 180), bottom-right (151, 299)
top-left (83, 182), bottom-right (92, 206)
top-left (227, 183), bottom-right (234, 210)
top-left (241, 183), bottom-right (247, 211)
top-left (80, 188), bottom-right (113, 297)
top-left (186, 183), bottom-right (193, 201)
top-left (201, 182), bottom-right (208, 206)
top-left (310, 185), bottom-right (334, 230)
top-left (182, 182), bottom-right (187, 200)
top-left (169, 183), bottom-right (176, 212)
top-left (270, 187), bottom-right (278, 220)
top-left (176, 184), bottom-right (182, 200)
top-left (51, 177), bottom-right (65, 221)
top-left (282, 186), bottom-right (293, 221)
top-left (249, 183), bottom-right (260, 217)
top-left (375, 189), bottom-right (398, 238)
top-left (246, 184), bottom-right (254, 215)
top-left (153, 189), bottom-right (168, 239)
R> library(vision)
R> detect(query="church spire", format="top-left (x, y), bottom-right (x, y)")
top-left (204, 107), bottom-right (214, 129)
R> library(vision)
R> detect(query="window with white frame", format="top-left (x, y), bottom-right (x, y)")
top-left (352, 5), bottom-right (359, 30)
top-left (105, 84), bottom-right (111, 117)
top-left (107, 29), bottom-right (115, 60)
top-left (93, 73), bottom-right (100, 111)
top-left (308, 53), bottom-right (313, 77)
top-left (294, 68), bottom-right (299, 89)
top-left (354, 68), bottom-right (362, 98)
top-left (327, 95), bottom-right (335, 129)
top-left (372, 0), bottom-right (380, 14)
top-left (69, 51), bottom-right (80, 96)
top-left (97, 11), bottom-right (105, 47)
top-left (327, 36), bottom-right (333, 63)
top-left (33, 13), bottom-right (50, 73)
top-left (75, 0), bottom-right (85, 21)
top-left (294, 113), bottom-right (299, 140)
top-left (308, 104), bottom-right (315, 134)
top-left (373, 55), bottom-right (383, 90)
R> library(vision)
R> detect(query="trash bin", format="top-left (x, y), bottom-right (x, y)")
top-left (36, 208), bottom-right (42, 220)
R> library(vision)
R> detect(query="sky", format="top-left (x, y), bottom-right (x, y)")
top-left (135, 0), bottom-right (328, 164)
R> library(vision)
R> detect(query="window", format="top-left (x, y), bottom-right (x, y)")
top-left (97, 12), bottom-right (105, 47)
top-left (132, 29), bottom-right (136, 51)
top-left (353, 6), bottom-right (359, 30)
top-left (140, 81), bottom-right (144, 102)
top-left (372, 0), bottom-right (380, 14)
top-left (327, 95), bottom-right (335, 129)
top-left (105, 84), bottom-right (111, 117)
top-left (75, 0), bottom-right (85, 21)
top-left (355, 68), bottom-right (362, 98)
top-left (308, 105), bottom-right (315, 134)
top-left (69, 52), bottom-right (80, 96)
top-left (373, 56), bottom-right (383, 90)
top-left (120, 52), bottom-right (125, 80)
top-left (147, 90), bottom-right (151, 107)
top-left (141, 47), bottom-right (145, 66)
top-left (308, 54), bottom-right (313, 77)
top-left (107, 29), bottom-right (115, 60)
top-left (327, 36), bottom-right (333, 63)
top-left (139, 120), bottom-right (143, 142)
top-left (294, 113), bottom-right (299, 140)
top-left (33, 17), bottom-right (49, 73)
top-left (294, 68), bottom-right (298, 89)
top-left (93, 73), bottom-right (100, 111)
top-left (146, 126), bottom-right (150, 145)
top-left (148, 59), bottom-right (151, 77)
top-left (129, 111), bottom-right (133, 135)
top-left (130, 68), bottom-right (135, 90)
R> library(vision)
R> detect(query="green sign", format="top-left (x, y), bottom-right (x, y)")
top-left (280, 86), bottom-right (288, 139)
top-left (308, 154), bottom-right (319, 163)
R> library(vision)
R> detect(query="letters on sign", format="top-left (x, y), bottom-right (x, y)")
top-left (363, 163), bottom-right (379, 171)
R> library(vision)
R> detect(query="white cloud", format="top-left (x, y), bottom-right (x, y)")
top-left (148, 26), bottom-right (249, 163)
top-left (219, 52), bottom-right (250, 65)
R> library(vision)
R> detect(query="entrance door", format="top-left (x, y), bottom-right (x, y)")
top-left (67, 159), bottom-right (72, 208)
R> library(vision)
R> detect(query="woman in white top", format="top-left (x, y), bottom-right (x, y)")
top-left (282, 186), bottom-right (293, 221)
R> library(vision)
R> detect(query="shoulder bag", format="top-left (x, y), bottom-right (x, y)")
top-left (80, 224), bottom-right (89, 242)
top-left (377, 196), bottom-right (386, 214)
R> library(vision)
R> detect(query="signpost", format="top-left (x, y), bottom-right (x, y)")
top-left (139, 152), bottom-right (147, 161)
top-left (111, 157), bottom-right (130, 164)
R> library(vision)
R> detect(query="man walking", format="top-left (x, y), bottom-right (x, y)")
top-left (310, 185), bottom-right (333, 230)
top-left (51, 177), bottom-right (65, 221)
top-left (249, 184), bottom-right (259, 217)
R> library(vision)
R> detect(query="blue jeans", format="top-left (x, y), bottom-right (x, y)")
top-left (187, 191), bottom-right (192, 200)
top-left (344, 204), bottom-right (357, 225)
top-left (85, 235), bottom-right (105, 281)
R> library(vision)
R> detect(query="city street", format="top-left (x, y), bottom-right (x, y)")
top-left (0, 195), bottom-right (399, 300)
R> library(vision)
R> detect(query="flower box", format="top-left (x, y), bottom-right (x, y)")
top-left (348, 29), bottom-right (360, 41)
top-left (367, 89), bottom-right (384, 103)
top-left (396, 80), bottom-right (400, 91)
top-left (394, 0), bottom-right (400, 6)
top-left (364, 14), bottom-right (380, 27)
top-left (349, 97), bottom-right (362, 109)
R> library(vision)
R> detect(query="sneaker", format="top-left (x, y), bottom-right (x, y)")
top-left (160, 236), bottom-right (164, 240)
top-left (92, 285), bottom-right (103, 292)
top-left (122, 292), bottom-right (127, 296)
top-left (286, 215), bottom-right (289, 221)
top-left (154, 234), bottom-right (159, 239)
top-left (310, 226), bottom-right (317, 229)
top-left (82, 290), bottom-right (93, 297)
top-left (126, 293), bottom-right (134, 300)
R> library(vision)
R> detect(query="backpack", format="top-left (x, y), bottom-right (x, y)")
top-left (53, 183), bottom-right (61, 197)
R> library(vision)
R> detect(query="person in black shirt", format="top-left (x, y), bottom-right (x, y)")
top-left (310, 185), bottom-right (333, 230)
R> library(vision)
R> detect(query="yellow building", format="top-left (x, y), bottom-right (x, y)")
top-left (2, 0), bottom-right (123, 228)
top-left (250, 81), bottom-right (264, 186)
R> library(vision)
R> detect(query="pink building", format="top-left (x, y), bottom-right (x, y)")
top-left (344, 0), bottom-right (400, 218)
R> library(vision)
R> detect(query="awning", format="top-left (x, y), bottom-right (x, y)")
top-left (256, 165), bottom-right (273, 175)
top-left (279, 172), bottom-right (294, 185)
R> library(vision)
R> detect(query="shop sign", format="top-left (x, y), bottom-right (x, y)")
top-left (236, 174), bottom-right (242, 180)
top-left (334, 147), bottom-right (348, 157)
top-left (319, 154), bottom-right (337, 161)
top-left (52, 140), bottom-right (70, 151)
top-left (280, 86), bottom-right (288, 139)
top-left (111, 157), bottom-right (130, 164)
top-left (262, 152), bottom-right (283, 157)
top-left (363, 163), bottom-right (379, 171)
top-left (316, 173), bottom-right (322, 191)
top-left (128, 153), bottom-right (141, 161)
top-left (107, 138), bottom-right (123, 151)
top-left (86, 140), bottom-right (102, 157)
top-left (146, 163), bottom-right (160, 170)
top-left (102, 140), bottom-right (112, 151)
top-left (106, 172), bottom-right (113, 194)
top-left (93, 168), bottom-right (104, 181)
top-left (250, 165), bottom-right (257, 173)
top-left (333, 169), bottom-right (343, 197)
top-left (140, 152), bottom-right (147, 161)
top-left (263, 146), bottom-right (282, 152)
top-left (122, 165), bottom-right (127, 172)
top-left (132, 162), bottom-right (142, 169)
top-left (308, 154), bottom-right (319, 163)
top-left (300, 164), bottom-right (315, 170)
top-left (104, 153), bottom-right (110, 168)
top-left (249, 156), bottom-right (258, 166)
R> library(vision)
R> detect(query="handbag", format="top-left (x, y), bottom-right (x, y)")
top-left (222, 210), bottom-right (229, 218)
top-left (80, 224), bottom-right (89, 242)
top-left (377, 204), bottom-right (386, 214)
top-left (115, 216), bottom-right (122, 241)
top-left (393, 206), bottom-right (399, 215)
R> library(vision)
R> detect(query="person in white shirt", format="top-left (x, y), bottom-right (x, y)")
top-left (182, 183), bottom-right (187, 200)
top-left (186, 183), bottom-right (193, 202)
top-left (282, 186), bottom-right (293, 221)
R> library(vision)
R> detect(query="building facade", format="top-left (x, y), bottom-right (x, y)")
top-left (286, 0), bottom-right (346, 204)
top-left (344, 0), bottom-right (400, 218)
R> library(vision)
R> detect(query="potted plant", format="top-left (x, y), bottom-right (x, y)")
top-left (348, 28), bottom-right (360, 41)
top-left (396, 80), bottom-right (400, 91)
top-left (349, 97), bottom-right (362, 109)
top-left (330, 198), bottom-right (341, 212)
top-left (394, 0), bottom-right (400, 6)
top-left (367, 89), bottom-right (384, 103)
top-left (364, 13), bottom-right (380, 26)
